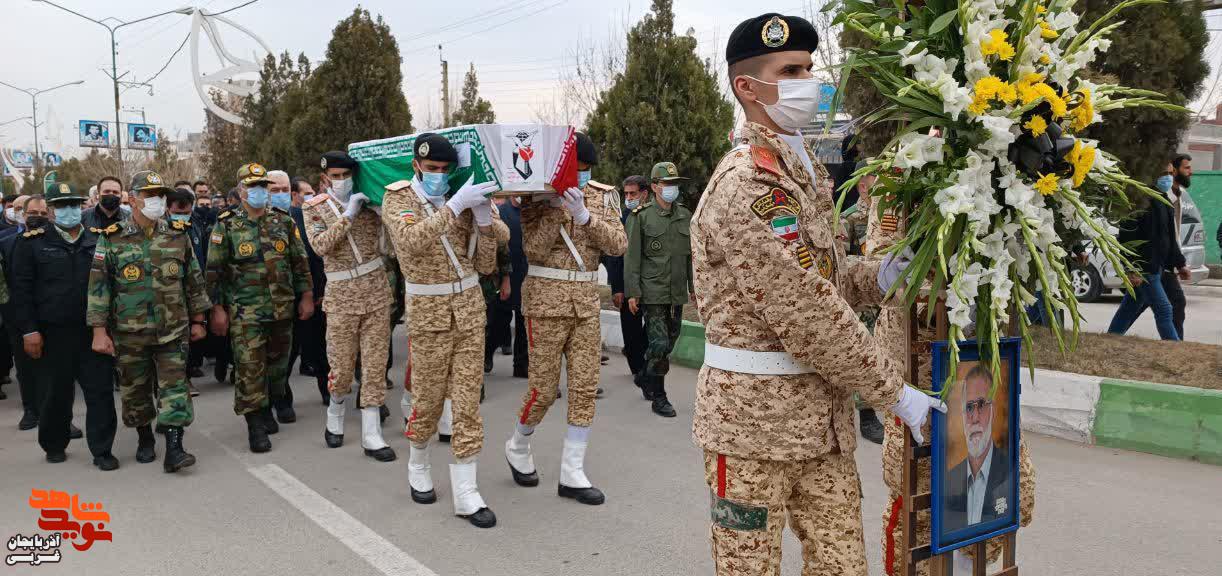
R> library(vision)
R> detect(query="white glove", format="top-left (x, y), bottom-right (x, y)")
top-left (446, 178), bottom-right (499, 217)
top-left (561, 187), bottom-right (590, 225)
top-left (890, 384), bottom-right (947, 445)
top-left (343, 193), bottom-right (369, 219)
top-left (878, 247), bottom-right (914, 294)
top-left (473, 200), bottom-right (493, 227)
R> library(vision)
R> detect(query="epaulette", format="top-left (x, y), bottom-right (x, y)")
top-left (385, 180), bottom-right (412, 193)
top-left (272, 207), bottom-right (289, 215)
top-left (89, 227), bottom-right (103, 234)
top-left (587, 180), bottom-right (614, 192)
top-left (751, 146), bottom-right (782, 177)
top-left (22, 228), bottom-right (45, 238)
top-left (171, 220), bottom-right (189, 231)
top-left (632, 203), bottom-right (649, 214)
top-left (305, 194), bottom-right (330, 208)
top-left (217, 210), bottom-right (234, 221)
top-left (100, 223), bottom-right (121, 236)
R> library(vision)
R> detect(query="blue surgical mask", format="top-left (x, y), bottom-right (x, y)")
top-left (302, 194), bottom-right (315, 203)
top-left (625, 198), bottom-right (640, 211)
top-left (245, 186), bottom-right (269, 209)
top-left (420, 172), bottom-right (449, 197)
top-left (1156, 175), bottom-right (1173, 193)
top-left (169, 213), bottom-right (191, 224)
top-left (54, 205), bottom-right (82, 228)
top-left (577, 170), bottom-right (592, 189)
top-left (270, 192), bottom-right (291, 211)
top-left (661, 185), bottom-right (681, 203)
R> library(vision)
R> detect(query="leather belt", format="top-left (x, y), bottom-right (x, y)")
top-left (527, 266), bottom-right (598, 283)
top-left (404, 274), bottom-right (479, 296)
top-left (703, 342), bottom-right (816, 375)
top-left (325, 258), bottom-right (384, 282)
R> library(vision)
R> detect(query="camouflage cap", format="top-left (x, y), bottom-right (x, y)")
top-left (129, 170), bottom-right (173, 195)
top-left (237, 162), bottom-right (272, 186)
top-left (650, 161), bottom-right (688, 182)
top-left (45, 182), bottom-right (88, 205)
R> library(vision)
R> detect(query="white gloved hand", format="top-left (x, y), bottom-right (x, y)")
top-left (561, 187), bottom-right (590, 225)
top-left (878, 247), bottom-right (915, 294)
top-left (343, 193), bottom-right (369, 219)
top-left (446, 177), bottom-right (499, 217)
top-left (890, 384), bottom-right (947, 444)
top-left (474, 200), bottom-right (493, 227)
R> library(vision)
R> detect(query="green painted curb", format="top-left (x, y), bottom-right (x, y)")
top-left (1092, 379), bottom-right (1222, 466)
top-left (671, 321), bottom-right (706, 369)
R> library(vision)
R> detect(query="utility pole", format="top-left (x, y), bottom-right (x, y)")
top-left (123, 106), bottom-right (147, 124)
top-left (0, 80), bottom-right (83, 186)
top-left (440, 45), bottom-right (450, 128)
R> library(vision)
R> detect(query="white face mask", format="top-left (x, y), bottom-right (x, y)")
top-left (745, 75), bottom-right (822, 134)
top-left (140, 196), bottom-right (166, 220)
top-left (5, 207), bottom-right (16, 222)
top-left (330, 178), bottom-right (353, 203)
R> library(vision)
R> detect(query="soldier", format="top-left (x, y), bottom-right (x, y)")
top-left (503, 132), bottom-right (626, 506)
top-left (304, 151), bottom-right (395, 462)
top-left (383, 133), bottom-right (506, 528)
top-left (689, 14), bottom-right (941, 574)
top-left (624, 161), bottom-right (693, 418)
top-left (87, 171), bottom-right (210, 473)
top-left (207, 163), bottom-right (314, 453)
top-left (13, 185), bottom-right (118, 469)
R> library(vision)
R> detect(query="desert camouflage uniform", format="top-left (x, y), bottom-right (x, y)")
top-left (86, 219), bottom-right (210, 428)
top-left (383, 180), bottom-right (508, 459)
top-left (860, 192), bottom-right (1037, 576)
top-left (517, 180), bottom-right (626, 427)
top-left (207, 206), bottom-right (312, 415)
top-left (303, 193), bottom-right (390, 408)
top-left (690, 122), bottom-right (904, 576)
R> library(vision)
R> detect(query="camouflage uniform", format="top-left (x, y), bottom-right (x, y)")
top-left (861, 192), bottom-right (1037, 576)
top-left (207, 205), bottom-right (313, 415)
top-left (302, 193), bottom-right (391, 409)
top-left (382, 180), bottom-right (508, 459)
top-left (87, 218), bottom-right (210, 428)
top-left (690, 122), bottom-right (904, 575)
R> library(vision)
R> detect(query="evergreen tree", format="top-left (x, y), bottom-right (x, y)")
top-left (449, 63), bottom-right (496, 126)
top-left (243, 52), bottom-right (312, 173)
top-left (202, 89), bottom-right (246, 193)
top-left (585, 0), bottom-right (734, 199)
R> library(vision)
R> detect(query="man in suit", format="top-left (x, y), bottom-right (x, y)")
top-left (944, 366), bottom-right (1013, 532)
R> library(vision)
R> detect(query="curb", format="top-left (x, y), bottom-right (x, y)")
top-left (599, 310), bottom-right (1221, 465)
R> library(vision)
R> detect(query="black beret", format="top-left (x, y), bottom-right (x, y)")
top-left (726, 13), bottom-right (819, 66)
top-left (414, 133), bottom-right (458, 163)
top-left (575, 132), bottom-right (598, 166)
top-left (320, 150), bottom-right (357, 171)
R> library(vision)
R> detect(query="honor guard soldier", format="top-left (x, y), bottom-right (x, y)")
top-left (87, 171), bottom-right (211, 473)
top-left (207, 163), bottom-right (314, 453)
top-left (305, 151), bottom-right (395, 462)
top-left (689, 14), bottom-right (943, 575)
top-left (383, 133), bottom-right (508, 528)
top-left (624, 161), bottom-right (693, 418)
top-left (13, 184), bottom-right (119, 469)
top-left (503, 132), bottom-right (626, 506)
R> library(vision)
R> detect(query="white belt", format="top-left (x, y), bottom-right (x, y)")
top-left (405, 274), bottom-right (479, 296)
top-left (704, 342), bottom-right (816, 376)
top-left (325, 258), bottom-right (384, 282)
top-left (527, 266), bottom-right (598, 283)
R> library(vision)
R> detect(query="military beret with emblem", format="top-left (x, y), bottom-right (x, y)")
top-left (650, 161), bottom-right (689, 183)
top-left (129, 170), bottom-right (173, 196)
top-left (45, 182), bottom-right (88, 205)
top-left (236, 163), bottom-right (273, 186)
top-left (320, 150), bottom-right (357, 172)
top-left (575, 132), bottom-right (598, 166)
top-left (414, 133), bottom-right (458, 163)
top-left (726, 13), bottom-right (819, 65)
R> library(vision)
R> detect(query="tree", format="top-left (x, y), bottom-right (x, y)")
top-left (1078, 0), bottom-right (1208, 183)
top-left (585, 0), bottom-right (734, 199)
top-left (243, 52), bottom-right (313, 173)
top-left (838, 26), bottom-right (895, 157)
top-left (448, 63), bottom-right (496, 126)
top-left (202, 88), bottom-right (246, 193)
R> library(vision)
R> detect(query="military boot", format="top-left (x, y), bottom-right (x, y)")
top-left (859, 408), bottom-right (884, 445)
top-left (245, 412), bottom-right (272, 453)
top-left (650, 376), bottom-right (676, 418)
top-left (136, 424), bottom-right (157, 463)
top-left (262, 406), bottom-right (279, 434)
top-left (558, 436), bottom-right (605, 505)
top-left (437, 399), bottom-right (453, 443)
top-left (162, 426), bottom-right (196, 473)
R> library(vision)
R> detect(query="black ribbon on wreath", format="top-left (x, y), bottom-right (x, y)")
top-left (1008, 103), bottom-right (1076, 179)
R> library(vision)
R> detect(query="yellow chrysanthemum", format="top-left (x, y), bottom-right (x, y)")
top-left (1039, 20), bottom-right (1059, 39)
top-left (1016, 73), bottom-right (1046, 103)
top-left (968, 95), bottom-right (991, 115)
top-left (1036, 5), bottom-right (1048, 15)
top-left (1024, 116), bottom-right (1048, 137)
top-left (1038, 54), bottom-right (1051, 65)
top-left (981, 29), bottom-right (1016, 61)
top-left (1069, 88), bottom-right (1095, 132)
top-left (1035, 173), bottom-right (1060, 196)
top-left (969, 76), bottom-right (1018, 115)
top-left (1065, 140), bottom-right (1097, 188)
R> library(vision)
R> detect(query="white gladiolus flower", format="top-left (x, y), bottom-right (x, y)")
top-left (1050, 11), bottom-right (1080, 30)
top-left (935, 184), bottom-right (974, 217)
top-left (894, 133), bottom-right (945, 170)
top-left (935, 74), bottom-right (974, 119)
top-left (979, 115), bottom-right (1017, 154)
top-left (947, 289), bottom-right (973, 330)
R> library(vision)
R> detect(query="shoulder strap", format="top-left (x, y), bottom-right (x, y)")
top-left (412, 187), bottom-right (466, 279)
top-left (559, 226), bottom-right (586, 272)
top-left (324, 196), bottom-right (364, 263)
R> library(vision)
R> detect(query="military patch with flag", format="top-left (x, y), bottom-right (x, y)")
top-left (770, 215), bottom-right (799, 242)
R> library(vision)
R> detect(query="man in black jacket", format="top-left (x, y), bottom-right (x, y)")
top-left (602, 176), bottom-right (649, 383)
top-left (82, 176), bottom-right (128, 231)
top-left (13, 186), bottom-right (117, 468)
top-left (496, 197), bottom-right (529, 379)
top-left (1, 197), bottom-right (40, 429)
top-left (287, 175), bottom-right (329, 404)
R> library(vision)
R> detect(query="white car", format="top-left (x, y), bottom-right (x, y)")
top-left (1070, 188), bottom-right (1211, 302)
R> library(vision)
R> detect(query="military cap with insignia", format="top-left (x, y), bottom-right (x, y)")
top-left (129, 170), bottom-right (173, 196)
top-left (45, 182), bottom-right (88, 205)
top-left (575, 132), bottom-right (598, 166)
top-left (413, 133), bottom-right (458, 163)
top-left (320, 150), bottom-right (357, 171)
top-left (650, 161), bottom-right (689, 183)
top-left (726, 13), bottom-right (819, 65)
top-left (236, 162), bottom-right (273, 186)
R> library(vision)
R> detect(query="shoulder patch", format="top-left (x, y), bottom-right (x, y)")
top-left (22, 228), bottom-right (44, 238)
top-left (751, 146), bottom-right (781, 177)
top-left (751, 188), bottom-right (802, 220)
top-left (632, 204), bottom-right (646, 214)
top-left (217, 210), bottom-right (234, 221)
top-left (385, 180), bottom-right (413, 192)
top-left (171, 220), bottom-right (188, 231)
top-left (305, 194), bottom-right (330, 208)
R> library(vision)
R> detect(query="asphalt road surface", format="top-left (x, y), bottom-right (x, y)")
top-left (1078, 283), bottom-right (1222, 345)
top-left (1, 326), bottom-right (1220, 575)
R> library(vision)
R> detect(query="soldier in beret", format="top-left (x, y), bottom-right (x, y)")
top-left (382, 133), bottom-right (507, 528)
top-left (87, 171), bottom-right (211, 473)
top-left (688, 13), bottom-right (942, 574)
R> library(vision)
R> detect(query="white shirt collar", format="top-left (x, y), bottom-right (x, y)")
top-left (966, 444), bottom-right (994, 525)
top-left (775, 130), bottom-right (817, 183)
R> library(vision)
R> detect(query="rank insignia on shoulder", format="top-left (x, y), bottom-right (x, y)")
top-left (105, 223), bottom-right (120, 235)
top-left (217, 210), bottom-right (233, 221)
top-left (751, 188), bottom-right (801, 220)
top-left (22, 228), bottom-right (44, 238)
top-left (305, 194), bottom-right (329, 207)
top-left (751, 146), bottom-right (781, 177)
top-left (171, 220), bottom-right (188, 230)
top-left (89, 227), bottom-right (103, 234)
top-left (587, 180), bottom-right (613, 192)
top-left (385, 180), bottom-right (412, 193)
top-left (795, 244), bottom-right (814, 270)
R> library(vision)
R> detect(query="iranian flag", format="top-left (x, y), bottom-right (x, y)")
top-left (771, 215), bottom-right (800, 242)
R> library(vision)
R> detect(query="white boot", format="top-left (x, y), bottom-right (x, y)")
top-left (450, 459), bottom-right (496, 528)
top-left (361, 407), bottom-right (396, 462)
top-left (504, 426), bottom-right (538, 486)
top-left (324, 395), bottom-right (346, 448)
top-left (437, 399), bottom-right (453, 442)
top-left (558, 437), bottom-right (605, 505)
top-left (407, 443), bottom-right (435, 504)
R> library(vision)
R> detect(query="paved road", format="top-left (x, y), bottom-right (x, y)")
top-left (1, 328), bottom-right (1220, 575)
top-left (1078, 284), bottom-right (1222, 345)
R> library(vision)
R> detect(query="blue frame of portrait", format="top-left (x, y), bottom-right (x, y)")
top-left (930, 337), bottom-right (1022, 555)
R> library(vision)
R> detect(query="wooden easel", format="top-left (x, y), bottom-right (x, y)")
top-left (898, 300), bottom-right (1018, 576)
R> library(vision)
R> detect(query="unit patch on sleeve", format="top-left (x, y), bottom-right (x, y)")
top-left (751, 188), bottom-right (801, 220)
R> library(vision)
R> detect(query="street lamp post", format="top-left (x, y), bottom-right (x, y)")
top-left (30, 1), bottom-right (192, 181)
top-left (0, 80), bottom-right (83, 185)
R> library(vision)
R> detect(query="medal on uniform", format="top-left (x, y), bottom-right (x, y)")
top-left (165, 261), bottom-right (180, 276)
top-left (122, 263), bottom-right (142, 281)
top-left (274, 239), bottom-right (287, 253)
top-left (238, 241), bottom-right (255, 257)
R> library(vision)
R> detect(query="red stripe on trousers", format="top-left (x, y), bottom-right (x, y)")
top-left (885, 495), bottom-right (904, 576)
top-left (405, 408), bottom-right (417, 438)
top-left (716, 454), bottom-right (727, 498)
top-left (526, 318), bottom-right (534, 349)
top-left (402, 338), bottom-right (413, 392)
top-left (520, 388), bottom-right (540, 425)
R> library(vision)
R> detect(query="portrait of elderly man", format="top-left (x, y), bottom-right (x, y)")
top-left (943, 365), bottom-right (1013, 532)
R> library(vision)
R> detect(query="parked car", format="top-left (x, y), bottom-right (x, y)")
top-left (1070, 188), bottom-right (1210, 303)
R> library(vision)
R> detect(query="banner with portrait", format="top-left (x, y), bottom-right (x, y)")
top-left (127, 123), bottom-right (157, 150)
top-left (79, 120), bottom-right (110, 148)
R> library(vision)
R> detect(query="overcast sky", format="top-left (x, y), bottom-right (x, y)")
top-left (1, 0), bottom-right (1219, 160)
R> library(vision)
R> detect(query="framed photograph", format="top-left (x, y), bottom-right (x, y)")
top-left (930, 337), bottom-right (1022, 555)
top-left (126, 123), bottom-right (157, 150)
top-left (79, 120), bottom-right (110, 148)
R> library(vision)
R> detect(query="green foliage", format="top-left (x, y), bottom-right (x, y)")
top-left (449, 63), bottom-right (496, 126)
top-left (243, 52), bottom-right (313, 174)
top-left (585, 0), bottom-right (733, 200)
top-left (838, 26), bottom-right (895, 157)
top-left (202, 90), bottom-right (245, 194)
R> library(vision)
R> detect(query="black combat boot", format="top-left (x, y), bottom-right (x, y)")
top-left (274, 397), bottom-right (296, 424)
top-left (245, 412), bottom-right (272, 453)
top-left (136, 424), bottom-right (157, 463)
top-left (262, 406), bottom-right (279, 434)
top-left (650, 376), bottom-right (675, 418)
top-left (162, 426), bottom-right (196, 473)
top-left (859, 408), bottom-right (884, 445)
top-left (18, 409), bottom-right (39, 431)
